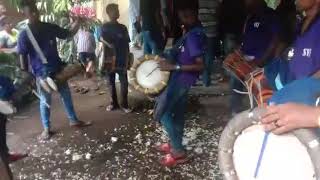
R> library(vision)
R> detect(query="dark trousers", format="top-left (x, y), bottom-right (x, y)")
top-left (0, 113), bottom-right (12, 180)
top-left (107, 71), bottom-right (129, 108)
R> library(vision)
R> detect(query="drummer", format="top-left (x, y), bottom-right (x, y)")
top-left (229, 0), bottom-right (281, 114)
top-left (262, 0), bottom-right (320, 134)
top-left (17, 1), bottom-right (92, 140)
top-left (157, 5), bottom-right (205, 166)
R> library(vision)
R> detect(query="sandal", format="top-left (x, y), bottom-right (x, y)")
top-left (8, 153), bottom-right (28, 163)
top-left (155, 143), bottom-right (171, 154)
top-left (106, 104), bottom-right (119, 111)
top-left (160, 153), bottom-right (190, 167)
top-left (70, 120), bottom-right (93, 128)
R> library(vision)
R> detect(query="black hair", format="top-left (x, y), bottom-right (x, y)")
top-left (177, 0), bottom-right (199, 16)
top-left (106, 3), bottom-right (118, 14)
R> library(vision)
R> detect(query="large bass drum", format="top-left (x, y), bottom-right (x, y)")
top-left (128, 55), bottom-right (170, 96)
top-left (218, 108), bottom-right (320, 180)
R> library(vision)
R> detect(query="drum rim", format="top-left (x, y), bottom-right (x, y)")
top-left (218, 107), bottom-right (320, 180)
top-left (128, 54), bottom-right (170, 95)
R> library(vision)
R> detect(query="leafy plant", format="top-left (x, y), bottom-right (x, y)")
top-left (7, 0), bottom-right (93, 23)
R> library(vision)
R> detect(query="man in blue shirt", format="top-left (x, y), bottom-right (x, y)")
top-left (262, 0), bottom-right (320, 134)
top-left (229, 0), bottom-right (281, 115)
top-left (100, 4), bottom-right (131, 113)
top-left (156, 5), bottom-right (205, 167)
top-left (17, 1), bottom-right (91, 140)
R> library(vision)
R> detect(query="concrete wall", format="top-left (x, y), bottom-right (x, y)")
top-left (94, 0), bottom-right (129, 27)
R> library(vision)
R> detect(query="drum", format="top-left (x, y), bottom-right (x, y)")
top-left (244, 69), bottom-right (273, 105)
top-left (38, 64), bottom-right (83, 93)
top-left (55, 63), bottom-right (84, 83)
top-left (128, 55), bottom-right (170, 96)
top-left (218, 108), bottom-right (320, 180)
top-left (223, 51), bottom-right (258, 83)
top-left (224, 51), bottom-right (273, 105)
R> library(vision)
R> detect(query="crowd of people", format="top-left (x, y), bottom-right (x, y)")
top-left (0, 0), bottom-right (320, 177)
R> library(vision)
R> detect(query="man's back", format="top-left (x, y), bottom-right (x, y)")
top-left (101, 22), bottom-right (130, 69)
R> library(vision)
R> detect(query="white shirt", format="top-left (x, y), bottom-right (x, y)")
top-left (74, 29), bottom-right (96, 53)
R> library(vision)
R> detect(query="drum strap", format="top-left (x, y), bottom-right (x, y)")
top-left (25, 25), bottom-right (48, 64)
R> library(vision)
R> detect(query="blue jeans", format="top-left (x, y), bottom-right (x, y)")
top-left (142, 31), bottom-right (161, 55)
top-left (37, 80), bottom-right (78, 129)
top-left (203, 37), bottom-right (218, 87)
top-left (160, 85), bottom-right (189, 153)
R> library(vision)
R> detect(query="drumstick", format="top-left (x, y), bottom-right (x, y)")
top-left (32, 90), bottom-right (51, 109)
top-left (254, 132), bottom-right (270, 178)
top-left (146, 66), bottom-right (159, 77)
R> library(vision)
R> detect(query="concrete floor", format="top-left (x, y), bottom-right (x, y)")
top-left (4, 75), bottom-right (236, 179)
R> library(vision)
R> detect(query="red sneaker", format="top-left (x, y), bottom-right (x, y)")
top-left (155, 143), bottom-right (171, 154)
top-left (8, 153), bottom-right (28, 163)
top-left (160, 153), bottom-right (189, 167)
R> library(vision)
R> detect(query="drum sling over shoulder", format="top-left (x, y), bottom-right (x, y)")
top-left (25, 25), bottom-right (48, 64)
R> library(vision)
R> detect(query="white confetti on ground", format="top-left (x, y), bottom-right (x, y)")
top-left (11, 112), bottom-right (224, 180)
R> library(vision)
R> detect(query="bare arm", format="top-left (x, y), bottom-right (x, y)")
top-left (159, 57), bottom-right (204, 72)
top-left (180, 57), bottom-right (204, 72)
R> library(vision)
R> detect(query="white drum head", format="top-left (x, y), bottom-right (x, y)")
top-left (233, 125), bottom-right (315, 180)
top-left (0, 100), bottom-right (16, 115)
top-left (136, 60), bottom-right (166, 89)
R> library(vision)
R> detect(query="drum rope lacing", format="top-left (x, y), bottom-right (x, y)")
top-left (233, 68), bottom-right (269, 178)
top-left (232, 69), bottom-right (265, 110)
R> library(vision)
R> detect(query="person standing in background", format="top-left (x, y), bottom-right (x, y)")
top-left (140, 0), bottom-right (165, 55)
top-left (74, 25), bottom-right (96, 77)
top-left (129, 0), bottom-right (141, 49)
top-left (225, 0), bottom-right (281, 115)
top-left (100, 4), bottom-right (132, 113)
top-left (198, 0), bottom-right (220, 86)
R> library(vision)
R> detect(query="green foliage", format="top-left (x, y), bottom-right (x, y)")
top-left (7, 0), bottom-right (92, 23)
